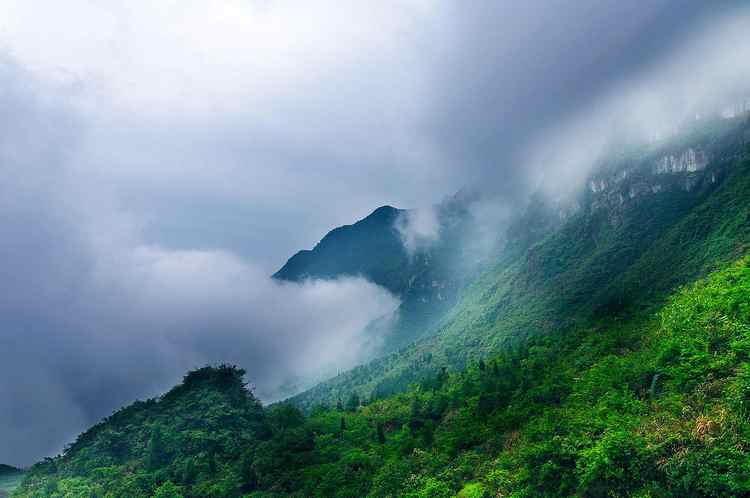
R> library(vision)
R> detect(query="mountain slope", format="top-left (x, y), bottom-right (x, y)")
top-left (13, 116), bottom-right (750, 498)
top-left (289, 115), bottom-right (750, 410)
top-left (15, 255), bottom-right (750, 497)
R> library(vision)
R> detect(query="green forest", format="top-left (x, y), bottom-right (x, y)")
top-left (14, 255), bottom-right (750, 497)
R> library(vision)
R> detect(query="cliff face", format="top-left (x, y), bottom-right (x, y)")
top-left (653, 147), bottom-right (709, 174)
top-left (584, 116), bottom-right (750, 223)
top-left (587, 146), bottom-right (718, 217)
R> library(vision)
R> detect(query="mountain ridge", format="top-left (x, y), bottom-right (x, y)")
top-left (272, 200), bottom-right (480, 353)
top-left (273, 205), bottom-right (404, 286)
top-left (286, 114), bottom-right (750, 411)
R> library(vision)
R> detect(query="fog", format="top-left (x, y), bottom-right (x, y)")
top-left (0, 58), bottom-right (399, 465)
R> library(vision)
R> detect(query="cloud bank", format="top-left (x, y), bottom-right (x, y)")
top-left (0, 60), bottom-right (397, 466)
top-left (428, 1), bottom-right (749, 200)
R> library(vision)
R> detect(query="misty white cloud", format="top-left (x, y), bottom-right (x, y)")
top-left (0, 0), bottom-right (458, 277)
top-left (523, 8), bottom-right (750, 199)
top-left (395, 208), bottom-right (441, 255)
top-left (0, 58), bottom-right (398, 466)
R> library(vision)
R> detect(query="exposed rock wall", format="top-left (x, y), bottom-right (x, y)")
top-left (584, 145), bottom-right (723, 225)
top-left (653, 148), bottom-right (709, 174)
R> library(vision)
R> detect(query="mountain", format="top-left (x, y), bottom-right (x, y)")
top-left (273, 198), bottom-right (488, 351)
top-left (14, 254), bottom-right (750, 497)
top-left (17, 366), bottom-right (268, 497)
top-left (273, 205), bottom-right (406, 286)
top-left (0, 467), bottom-right (20, 477)
top-left (288, 114), bottom-right (750, 410)
top-left (13, 114), bottom-right (750, 497)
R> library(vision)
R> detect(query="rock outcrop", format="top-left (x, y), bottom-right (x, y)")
top-left (653, 148), bottom-right (709, 174)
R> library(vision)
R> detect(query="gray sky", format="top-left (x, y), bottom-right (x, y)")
top-left (0, 1), bottom-right (748, 466)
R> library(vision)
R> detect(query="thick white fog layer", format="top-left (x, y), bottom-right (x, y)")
top-left (0, 0), bottom-right (748, 466)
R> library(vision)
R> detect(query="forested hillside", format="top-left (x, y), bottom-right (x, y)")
top-left (15, 254), bottom-right (750, 497)
top-left (289, 116), bottom-right (750, 411)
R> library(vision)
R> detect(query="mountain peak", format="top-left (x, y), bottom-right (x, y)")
top-left (368, 204), bottom-right (400, 217)
top-left (272, 205), bottom-right (406, 284)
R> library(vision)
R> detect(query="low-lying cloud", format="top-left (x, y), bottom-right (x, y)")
top-left (395, 208), bottom-right (441, 256)
top-left (0, 61), bottom-right (398, 466)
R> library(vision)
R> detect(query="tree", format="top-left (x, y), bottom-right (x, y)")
top-left (269, 404), bottom-right (305, 433)
top-left (346, 393), bottom-right (360, 412)
top-left (146, 426), bottom-right (168, 470)
top-left (240, 450), bottom-right (257, 492)
top-left (478, 393), bottom-right (494, 419)
top-left (208, 446), bottom-right (217, 474)
top-left (376, 422), bottom-right (386, 444)
top-left (152, 481), bottom-right (184, 498)
top-left (436, 367), bottom-right (448, 388)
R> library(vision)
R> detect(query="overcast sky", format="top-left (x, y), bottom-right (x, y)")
top-left (0, 0), bottom-right (748, 466)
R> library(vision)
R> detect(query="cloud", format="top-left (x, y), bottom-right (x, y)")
top-left (0, 1), bottom-right (455, 272)
top-left (0, 59), bottom-right (398, 466)
top-left (395, 208), bottom-right (441, 255)
top-left (428, 0), bottom-right (748, 201)
top-left (520, 5), bottom-right (750, 200)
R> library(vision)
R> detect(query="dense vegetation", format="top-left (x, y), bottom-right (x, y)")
top-left (15, 255), bottom-right (750, 497)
